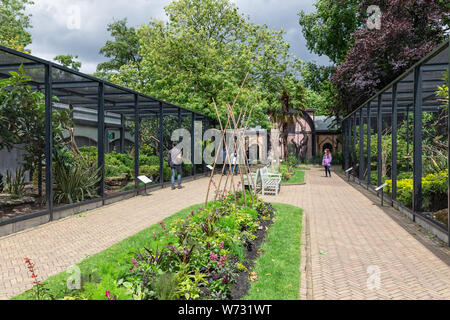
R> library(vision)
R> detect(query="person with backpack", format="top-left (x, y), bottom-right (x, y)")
top-left (168, 141), bottom-right (183, 189)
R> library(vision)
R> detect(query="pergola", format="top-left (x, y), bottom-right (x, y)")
top-left (0, 44), bottom-right (215, 225)
top-left (341, 39), bottom-right (449, 244)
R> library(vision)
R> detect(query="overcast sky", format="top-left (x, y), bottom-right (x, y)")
top-left (25, 0), bottom-right (331, 74)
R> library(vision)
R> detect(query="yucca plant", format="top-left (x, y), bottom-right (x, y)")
top-left (6, 167), bottom-right (27, 196)
top-left (0, 173), bottom-right (4, 193)
top-left (53, 157), bottom-right (101, 204)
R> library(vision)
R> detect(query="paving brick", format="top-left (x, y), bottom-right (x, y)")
top-left (262, 166), bottom-right (450, 300)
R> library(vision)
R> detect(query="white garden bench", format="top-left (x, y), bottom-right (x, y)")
top-left (259, 166), bottom-right (282, 196)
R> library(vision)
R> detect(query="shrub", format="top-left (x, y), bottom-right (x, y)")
top-left (386, 169), bottom-right (448, 211)
top-left (6, 167), bottom-right (26, 196)
top-left (53, 157), bottom-right (100, 204)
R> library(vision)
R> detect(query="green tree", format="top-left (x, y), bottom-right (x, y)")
top-left (298, 0), bottom-right (364, 64)
top-left (0, 66), bottom-right (72, 196)
top-left (0, 0), bottom-right (33, 52)
top-left (53, 54), bottom-right (82, 71)
top-left (267, 76), bottom-right (307, 160)
top-left (106, 0), bottom-right (300, 128)
top-left (95, 18), bottom-right (141, 82)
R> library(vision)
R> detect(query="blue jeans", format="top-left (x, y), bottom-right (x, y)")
top-left (232, 164), bottom-right (238, 175)
top-left (324, 165), bottom-right (331, 176)
top-left (171, 165), bottom-right (181, 187)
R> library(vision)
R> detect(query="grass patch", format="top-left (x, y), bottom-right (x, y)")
top-left (281, 170), bottom-right (305, 185)
top-left (12, 203), bottom-right (204, 300)
top-left (243, 203), bottom-right (302, 300)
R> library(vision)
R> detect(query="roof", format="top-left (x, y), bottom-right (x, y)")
top-left (0, 45), bottom-right (212, 120)
top-left (314, 116), bottom-right (339, 132)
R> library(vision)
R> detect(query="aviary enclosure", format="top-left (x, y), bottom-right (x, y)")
top-left (0, 44), bottom-right (214, 234)
top-left (342, 40), bottom-right (450, 244)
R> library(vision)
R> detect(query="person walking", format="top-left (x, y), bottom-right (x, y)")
top-left (231, 149), bottom-right (238, 175)
top-left (222, 145), bottom-right (228, 175)
top-left (168, 141), bottom-right (183, 189)
top-left (322, 148), bottom-right (332, 177)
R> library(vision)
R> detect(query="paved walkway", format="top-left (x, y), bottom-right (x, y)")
top-left (261, 166), bottom-right (450, 300)
top-left (1, 167), bottom-right (450, 300)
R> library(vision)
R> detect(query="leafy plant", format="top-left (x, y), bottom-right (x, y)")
top-left (0, 173), bottom-right (4, 193)
top-left (6, 167), bottom-right (26, 196)
top-left (53, 156), bottom-right (100, 204)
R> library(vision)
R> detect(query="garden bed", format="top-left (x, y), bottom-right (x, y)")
top-left (13, 195), bottom-right (302, 301)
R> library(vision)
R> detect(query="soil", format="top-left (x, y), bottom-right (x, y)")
top-left (229, 205), bottom-right (275, 300)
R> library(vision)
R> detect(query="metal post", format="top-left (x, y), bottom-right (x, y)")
top-left (120, 114), bottom-right (125, 154)
top-left (353, 113), bottom-right (356, 178)
top-left (447, 47), bottom-right (450, 245)
top-left (97, 82), bottom-right (105, 202)
top-left (203, 117), bottom-right (207, 174)
top-left (359, 109), bottom-right (364, 182)
top-left (391, 84), bottom-right (398, 202)
top-left (412, 66), bottom-right (423, 217)
top-left (159, 102), bottom-right (164, 186)
top-left (377, 95), bottom-right (382, 187)
top-left (134, 95), bottom-right (139, 192)
top-left (191, 112), bottom-right (196, 178)
top-left (366, 104), bottom-right (371, 187)
top-left (406, 105), bottom-right (410, 172)
top-left (44, 63), bottom-right (53, 221)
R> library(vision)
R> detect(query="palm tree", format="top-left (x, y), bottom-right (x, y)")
top-left (267, 76), bottom-right (307, 161)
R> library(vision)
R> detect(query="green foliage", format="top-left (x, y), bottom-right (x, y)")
top-left (386, 170), bottom-right (448, 212)
top-left (298, 0), bottom-right (364, 64)
top-left (53, 54), bottom-right (82, 71)
top-left (95, 18), bottom-right (141, 81)
top-left (53, 153), bottom-right (100, 204)
top-left (5, 167), bottom-right (26, 196)
top-left (0, 173), bottom-right (4, 193)
top-left (0, 0), bottom-right (33, 52)
top-left (0, 65), bottom-right (72, 188)
top-left (102, 0), bottom-right (301, 127)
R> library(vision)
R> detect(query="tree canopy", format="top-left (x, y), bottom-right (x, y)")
top-left (100, 0), bottom-right (304, 128)
top-left (0, 0), bottom-right (33, 52)
top-left (331, 0), bottom-right (447, 115)
top-left (298, 0), bottom-right (364, 65)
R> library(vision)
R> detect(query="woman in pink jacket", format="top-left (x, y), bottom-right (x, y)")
top-left (322, 149), bottom-right (332, 177)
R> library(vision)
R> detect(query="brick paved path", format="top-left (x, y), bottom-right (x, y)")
top-left (262, 166), bottom-right (450, 300)
top-left (2, 167), bottom-right (450, 300)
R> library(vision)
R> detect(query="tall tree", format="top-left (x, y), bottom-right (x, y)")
top-left (267, 76), bottom-right (307, 160)
top-left (108, 0), bottom-right (301, 128)
top-left (298, 0), bottom-right (364, 64)
top-left (0, 0), bottom-right (33, 52)
top-left (331, 0), bottom-right (447, 115)
top-left (95, 18), bottom-right (141, 82)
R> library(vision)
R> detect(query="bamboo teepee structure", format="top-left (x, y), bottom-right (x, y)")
top-left (204, 74), bottom-right (257, 208)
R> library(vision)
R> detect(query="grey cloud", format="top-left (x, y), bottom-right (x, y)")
top-left (26, 0), bottom-right (330, 74)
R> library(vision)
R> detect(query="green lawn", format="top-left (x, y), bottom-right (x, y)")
top-left (282, 170), bottom-right (305, 184)
top-left (244, 203), bottom-right (302, 300)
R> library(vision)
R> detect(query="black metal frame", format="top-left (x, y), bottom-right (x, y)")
top-left (341, 39), bottom-right (450, 244)
top-left (0, 45), bottom-right (213, 228)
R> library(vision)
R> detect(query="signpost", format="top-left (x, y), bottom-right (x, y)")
top-left (138, 175), bottom-right (152, 195)
top-left (375, 182), bottom-right (388, 207)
